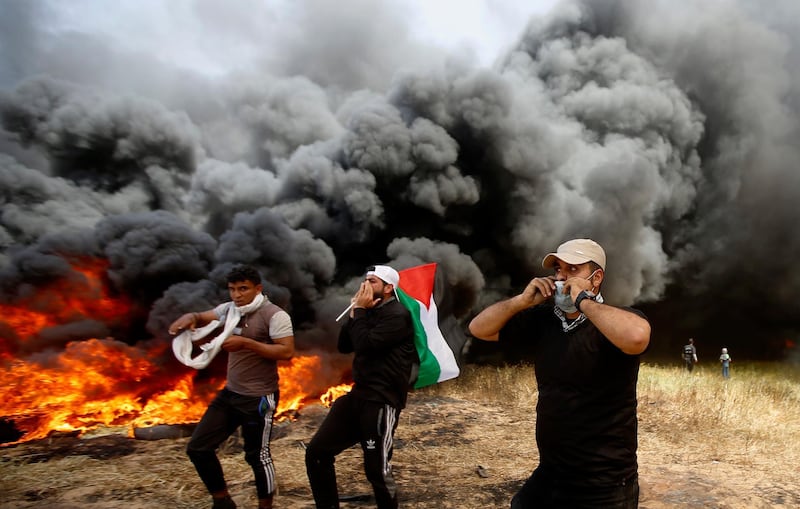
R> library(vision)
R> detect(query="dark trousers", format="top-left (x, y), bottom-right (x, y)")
top-left (186, 388), bottom-right (278, 499)
top-left (305, 393), bottom-right (400, 509)
top-left (510, 465), bottom-right (639, 509)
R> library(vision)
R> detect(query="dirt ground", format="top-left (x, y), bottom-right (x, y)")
top-left (1, 392), bottom-right (798, 508)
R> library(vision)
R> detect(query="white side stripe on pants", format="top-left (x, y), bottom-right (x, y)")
top-left (381, 404), bottom-right (396, 477)
top-left (259, 393), bottom-right (276, 494)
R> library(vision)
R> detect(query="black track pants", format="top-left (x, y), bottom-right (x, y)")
top-left (305, 393), bottom-right (400, 509)
top-left (186, 388), bottom-right (278, 498)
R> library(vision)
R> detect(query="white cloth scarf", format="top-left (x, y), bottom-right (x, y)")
top-left (553, 292), bottom-right (604, 332)
top-left (172, 293), bottom-right (265, 369)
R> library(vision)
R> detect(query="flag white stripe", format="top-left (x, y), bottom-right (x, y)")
top-left (417, 295), bottom-right (459, 382)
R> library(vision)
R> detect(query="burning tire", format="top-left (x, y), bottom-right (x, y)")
top-left (133, 423), bottom-right (196, 440)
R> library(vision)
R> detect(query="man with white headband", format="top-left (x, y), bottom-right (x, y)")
top-left (168, 265), bottom-right (294, 509)
top-left (469, 239), bottom-right (651, 508)
top-left (306, 264), bottom-right (417, 509)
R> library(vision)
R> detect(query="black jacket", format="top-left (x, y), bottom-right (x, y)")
top-left (338, 297), bottom-right (417, 409)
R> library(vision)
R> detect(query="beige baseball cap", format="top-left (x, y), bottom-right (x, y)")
top-left (542, 239), bottom-right (606, 270)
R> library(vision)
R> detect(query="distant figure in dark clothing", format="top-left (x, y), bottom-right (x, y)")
top-left (305, 265), bottom-right (418, 509)
top-left (682, 338), bottom-right (698, 372)
top-left (719, 348), bottom-right (732, 379)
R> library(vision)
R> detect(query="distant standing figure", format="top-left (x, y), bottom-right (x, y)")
top-left (719, 348), bottom-right (732, 379)
top-left (682, 338), bottom-right (698, 372)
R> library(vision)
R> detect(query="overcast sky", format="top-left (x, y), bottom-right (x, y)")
top-left (40, 0), bottom-right (560, 77)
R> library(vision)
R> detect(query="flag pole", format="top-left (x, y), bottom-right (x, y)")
top-left (335, 303), bottom-right (354, 322)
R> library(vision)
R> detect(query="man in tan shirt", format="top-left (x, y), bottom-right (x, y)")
top-left (169, 265), bottom-right (294, 509)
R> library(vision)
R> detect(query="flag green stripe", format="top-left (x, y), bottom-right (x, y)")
top-left (397, 288), bottom-right (442, 388)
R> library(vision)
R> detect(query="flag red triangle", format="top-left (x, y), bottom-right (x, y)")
top-left (398, 263), bottom-right (436, 310)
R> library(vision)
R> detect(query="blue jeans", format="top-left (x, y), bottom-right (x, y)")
top-left (510, 466), bottom-right (639, 509)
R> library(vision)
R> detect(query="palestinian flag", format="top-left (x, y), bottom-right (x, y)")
top-left (397, 263), bottom-right (461, 389)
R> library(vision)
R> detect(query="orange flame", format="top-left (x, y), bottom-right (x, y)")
top-left (0, 258), bottom-right (352, 444)
top-left (1, 339), bottom-right (179, 441)
top-left (0, 338), bottom-right (351, 444)
top-left (320, 384), bottom-right (353, 407)
top-left (0, 258), bottom-right (133, 359)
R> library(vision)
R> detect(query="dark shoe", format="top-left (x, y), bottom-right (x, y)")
top-left (211, 495), bottom-right (237, 509)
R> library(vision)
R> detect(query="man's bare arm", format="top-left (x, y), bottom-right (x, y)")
top-left (468, 278), bottom-right (553, 341)
top-left (168, 309), bottom-right (218, 335)
top-left (222, 335), bottom-right (295, 360)
top-left (578, 300), bottom-right (650, 354)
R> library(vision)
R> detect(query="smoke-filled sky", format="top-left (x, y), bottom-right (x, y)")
top-left (1, 0), bottom-right (799, 363)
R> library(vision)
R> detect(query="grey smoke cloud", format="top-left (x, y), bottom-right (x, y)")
top-left (341, 92), bottom-right (418, 178)
top-left (0, 0), bottom-right (798, 364)
top-left (276, 144), bottom-right (386, 242)
top-left (0, 154), bottom-right (105, 247)
top-left (209, 75), bottom-right (344, 167)
top-left (0, 0), bottom-right (43, 88)
top-left (260, 0), bottom-right (448, 93)
top-left (191, 158), bottom-right (282, 217)
top-left (94, 210), bottom-right (217, 299)
top-left (386, 236), bottom-right (485, 318)
top-left (215, 207), bottom-right (337, 303)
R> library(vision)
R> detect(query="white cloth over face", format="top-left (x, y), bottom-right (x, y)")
top-left (172, 293), bottom-right (265, 369)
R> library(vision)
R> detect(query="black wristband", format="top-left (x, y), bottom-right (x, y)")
top-left (575, 290), bottom-right (595, 312)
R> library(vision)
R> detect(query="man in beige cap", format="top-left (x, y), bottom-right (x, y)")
top-left (469, 239), bottom-right (650, 508)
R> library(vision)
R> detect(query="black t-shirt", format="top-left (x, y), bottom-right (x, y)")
top-left (499, 304), bottom-right (647, 485)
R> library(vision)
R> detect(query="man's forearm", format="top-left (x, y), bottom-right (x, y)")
top-left (243, 336), bottom-right (294, 360)
top-left (168, 309), bottom-right (216, 335)
top-left (579, 300), bottom-right (651, 354)
top-left (468, 295), bottom-right (530, 341)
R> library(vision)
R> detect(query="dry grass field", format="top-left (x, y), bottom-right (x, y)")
top-left (2, 362), bottom-right (799, 508)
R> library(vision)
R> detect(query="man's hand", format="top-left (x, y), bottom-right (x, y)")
top-left (222, 335), bottom-right (250, 352)
top-left (521, 277), bottom-right (557, 307)
top-left (223, 335), bottom-right (294, 360)
top-left (352, 281), bottom-right (381, 309)
top-left (563, 275), bottom-right (595, 300)
top-left (468, 277), bottom-right (553, 342)
top-left (168, 313), bottom-right (197, 335)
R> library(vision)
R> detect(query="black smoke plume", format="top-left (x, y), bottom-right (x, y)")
top-left (1, 0), bottom-right (799, 366)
